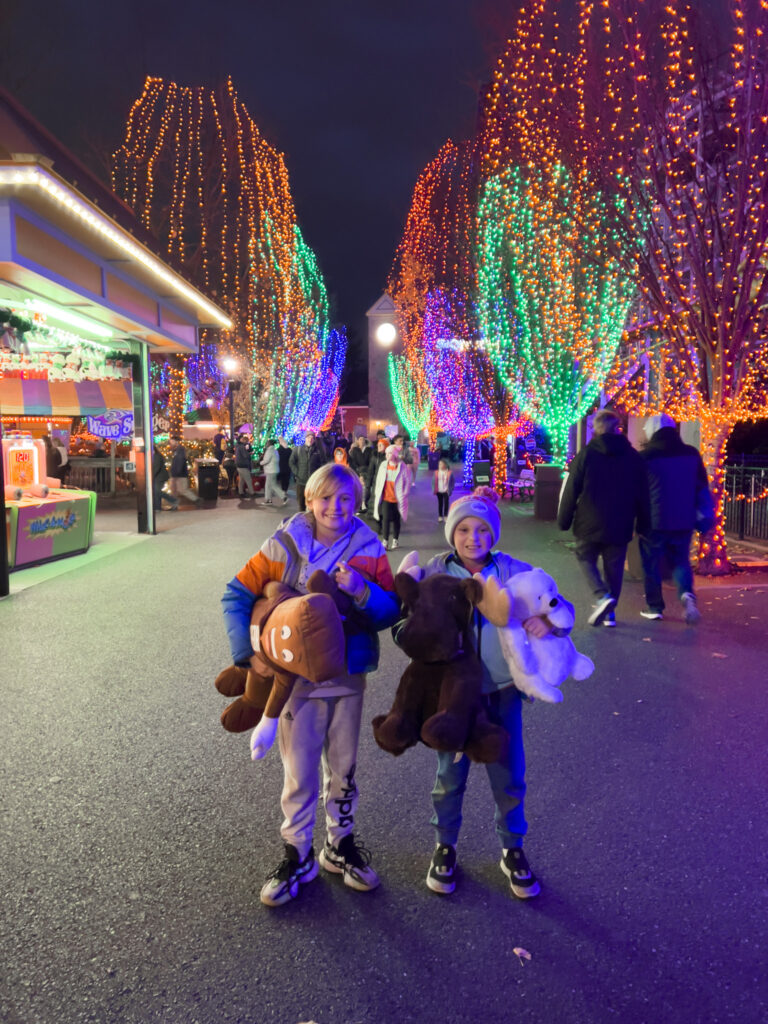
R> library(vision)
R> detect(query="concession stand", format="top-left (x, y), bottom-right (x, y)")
top-left (0, 89), bottom-right (230, 592)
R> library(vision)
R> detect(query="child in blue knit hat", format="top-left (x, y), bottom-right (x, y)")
top-left (400, 487), bottom-right (565, 898)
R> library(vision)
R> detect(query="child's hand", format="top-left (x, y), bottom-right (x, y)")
top-left (335, 561), bottom-right (366, 602)
top-left (251, 716), bottom-right (278, 760)
top-left (523, 616), bottom-right (552, 638)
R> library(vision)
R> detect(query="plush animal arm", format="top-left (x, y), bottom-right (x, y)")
top-left (476, 575), bottom-right (538, 676)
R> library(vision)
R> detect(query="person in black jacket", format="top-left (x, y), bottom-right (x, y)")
top-left (348, 435), bottom-right (372, 511)
top-left (557, 408), bottom-right (650, 626)
top-left (234, 435), bottom-right (256, 498)
top-left (638, 415), bottom-right (711, 624)
top-left (288, 431), bottom-right (325, 511)
top-left (152, 444), bottom-right (178, 511)
top-left (169, 436), bottom-right (200, 506)
top-left (277, 437), bottom-right (293, 495)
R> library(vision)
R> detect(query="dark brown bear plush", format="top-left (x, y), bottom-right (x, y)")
top-left (372, 572), bottom-right (509, 763)
top-left (215, 569), bottom-right (359, 733)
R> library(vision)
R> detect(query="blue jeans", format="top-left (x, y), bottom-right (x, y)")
top-left (431, 686), bottom-right (527, 850)
top-left (639, 530), bottom-right (694, 612)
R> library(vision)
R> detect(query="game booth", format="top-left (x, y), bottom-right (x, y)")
top-left (2, 432), bottom-right (97, 569)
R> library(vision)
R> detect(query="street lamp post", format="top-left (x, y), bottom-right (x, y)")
top-left (222, 357), bottom-right (240, 445)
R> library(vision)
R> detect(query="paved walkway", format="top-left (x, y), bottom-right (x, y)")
top-left (2, 478), bottom-right (767, 1024)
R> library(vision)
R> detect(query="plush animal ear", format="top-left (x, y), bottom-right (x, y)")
top-left (460, 577), bottom-right (484, 607)
top-left (397, 549), bottom-right (424, 581)
top-left (475, 574), bottom-right (512, 626)
top-left (394, 572), bottom-right (420, 608)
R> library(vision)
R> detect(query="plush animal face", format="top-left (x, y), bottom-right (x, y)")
top-left (394, 572), bottom-right (482, 662)
top-left (254, 592), bottom-right (346, 683)
top-left (478, 568), bottom-right (566, 627)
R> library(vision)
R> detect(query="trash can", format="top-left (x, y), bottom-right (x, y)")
top-left (472, 460), bottom-right (491, 488)
top-left (196, 459), bottom-right (220, 503)
top-left (533, 464), bottom-right (564, 521)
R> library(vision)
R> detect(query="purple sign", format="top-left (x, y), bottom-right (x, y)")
top-left (87, 410), bottom-right (134, 439)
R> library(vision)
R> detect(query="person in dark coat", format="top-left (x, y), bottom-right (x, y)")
top-left (152, 444), bottom-right (178, 511)
top-left (277, 437), bottom-right (293, 495)
top-left (557, 408), bottom-right (650, 626)
top-left (348, 436), bottom-right (372, 511)
top-left (169, 436), bottom-right (200, 506)
top-left (638, 415), bottom-right (712, 624)
top-left (288, 431), bottom-right (325, 511)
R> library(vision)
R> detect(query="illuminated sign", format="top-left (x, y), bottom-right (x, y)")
top-left (87, 411), bottom-right (134, 439)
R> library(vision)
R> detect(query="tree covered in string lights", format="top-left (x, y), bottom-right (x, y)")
top-left (387, 353), bottom-right (432, 439)
top-left (475, 162), bottom-right (633, 466)
top-left (478, 1), bottom-right (636, 467)
top-left (113, 76), bottom-right (343, 439)
top-left (422, 288), bottom-right (530, 492)
top-left (561, 0), bottom-right (768, 574)
top-left (388, 139), bottom-right (481, 444)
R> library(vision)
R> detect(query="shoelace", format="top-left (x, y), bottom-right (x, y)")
top-left (337, 835), bottom-right (372, 869)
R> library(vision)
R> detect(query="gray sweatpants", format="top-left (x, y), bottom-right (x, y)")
top-left (277, 686), bottom-right (364, 859)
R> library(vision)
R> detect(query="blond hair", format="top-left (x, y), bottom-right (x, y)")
top-left (304, 462), bottom-right (363, 507)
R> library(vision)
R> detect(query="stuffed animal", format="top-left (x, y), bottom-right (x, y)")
top-left (215, 569), bottom-right (359, 758)
top-left (372, 572), bottom-right (509, 764)
top-left (478, 568), bottom-right (594, 703)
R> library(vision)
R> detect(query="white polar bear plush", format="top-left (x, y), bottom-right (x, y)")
top-left (478, 568), bottom-right (594, 703)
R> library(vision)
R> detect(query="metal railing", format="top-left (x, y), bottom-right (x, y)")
top-left (724, 465), bottom-right (768, 541)
top-left (67, 458), bottom-right (115, 494)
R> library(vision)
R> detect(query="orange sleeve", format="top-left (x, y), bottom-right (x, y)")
top-left (235, 550), bottom-right (285, 595)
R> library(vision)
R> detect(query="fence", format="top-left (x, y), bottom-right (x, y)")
top-left (67, 457), bottom-right (115, 494)
top-left (724, 465), bottom-right (768, 541)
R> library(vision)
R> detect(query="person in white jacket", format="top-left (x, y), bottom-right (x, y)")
top-left (373, 444), bottom-right (410, 549)
top-left (260, 439), bottom-right (287, 505)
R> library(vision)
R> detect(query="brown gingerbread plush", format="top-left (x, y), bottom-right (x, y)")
top-left (215, 569), bottom-right (355, 733)
top-left (372, 572), bottom-right (509, 763)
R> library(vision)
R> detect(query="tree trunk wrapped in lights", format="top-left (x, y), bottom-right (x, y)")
top-left (387, 352), bottom-right (432, 439)
top-left (581, 0), bottom-right (768, 574)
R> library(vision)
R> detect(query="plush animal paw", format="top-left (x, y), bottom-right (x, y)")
top-left (215, 665), bottom-right (248, 698)
top-left (396, 550), bottom-right (423, 581)
top-left (250, 716), bottom-right (279, 760)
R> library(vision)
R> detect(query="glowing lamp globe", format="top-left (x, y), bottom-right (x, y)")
top-left (375, 322), bottom-right (397, 346)
top-left (222, 357), bottom-right (238, 375)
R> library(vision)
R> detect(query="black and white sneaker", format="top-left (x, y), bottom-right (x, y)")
top-left (427, 843), bottom-right (457, 894)
top-left (500, 847), bottom-right (540, 899)
top-left (640, 608), bottom-right (663, 620)
top-left (260, 844), bottom-right (318, 907)
top-left (602, 611), bottom-right (617, 627)
top-left (588, 593), bottom-right (615, 626)
top-left (319, 834), bottom-right (380, 891)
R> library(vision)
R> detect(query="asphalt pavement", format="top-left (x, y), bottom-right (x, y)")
top-left (2, 475), bottom-right (767, 1024)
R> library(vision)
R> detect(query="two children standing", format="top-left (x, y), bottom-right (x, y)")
top-left (222, 469), bottom-right (556, 907)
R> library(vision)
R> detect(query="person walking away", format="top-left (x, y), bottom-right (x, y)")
top-left (433, 458), bottom-right (455, 521)
top-left (235, 435), bottom-right (256, 499)
top-left (152, 444), bottom-right (177, 511)
top-left (51, 437), bottom-right (70, 484)
top-left (289, 431), bottom-right (325, 511)
top-left (213, 426), bottom-right (227, 464)
top-left (397, 487), bottom-right (566, 899)
top-left (557, 408), bottom-right (650, 626)
top-left (638, 414), bottom-right (713, 624)
top-left (277, 437), bottom-right (292, 496)
top-left (169, 436), bottom-right (200, 506)
top-left (349, 436), bottom-right (372, 511)
top-left (373, 444), bottom-right (410, 550)
top-left (260, 438), bottom-right (286, 505)
top-left (43, 436), bottom-right (61, 480)
top-left (221, 463), bottom-right (399, 906)
top-left (222, 446), bottom-right (237, 497)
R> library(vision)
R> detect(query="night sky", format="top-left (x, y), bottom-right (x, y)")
top-left (1, 0), bottom-right (519, 361)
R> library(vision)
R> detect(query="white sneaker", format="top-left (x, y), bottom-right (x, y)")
top-left (391, 539), bottom-right (399, 549)
top-left (681, 592), bottom-right (700, 624)
top-left (588, 593), bottom-right (615, 626)
top-left (319, 834), bottom-right (380, 891)
top-left (382, 539), bottom-right (388, 550)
